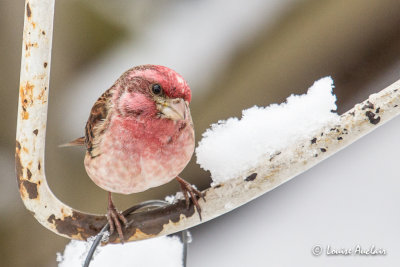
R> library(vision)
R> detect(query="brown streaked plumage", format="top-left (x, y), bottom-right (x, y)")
top-left (85, 87), bottom-right (113, 158)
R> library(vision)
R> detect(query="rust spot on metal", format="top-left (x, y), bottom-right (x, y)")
top-left (365, 111), bottom-right (380, 125)
top-left (42, 30), bottom-right (45, 35)
top-left (20, 82), bottom-right (34, 120)
top-left (245, 172), bottom-right (258, 181)
top-left (320, 148), bottom-right (327, 152)
top-left (44, 62), bottom-right (48, 68)
top-left (38, 161), bottom-right (41, 171)
top-left (214, 184), bottom-right (222, 189)
top-left (311, 137), bottom-right (317, 144)
top-left (29, 42), bottom-right (38, 48)
top-left (42, 192), bottom-right (196, 242)
top-left (362, 101), bottom-right (374, 110)
top-left (47, 211), bottom-right (106, 240)
top-left (26, 2), bottom-right (32, 18)
top-left (22, 180), bottom-right (38, 199)
top-left (33, 129), bottom-right (38, 135)
top-left (245, 173), bottom-right (257, 182)
top-left (16, 140), bottom-right (21, 150)
top-left (60, 208), bottom-right (69, 218)
top-left (37, 88), bottom-right (47, 103)
top-left (47, 215), bottom-right (55, 223)
top-left (124, 229), bottom-right (155, 242)
top-left (27, 168), bottom-right (32, 180)
top-left (24, 42), bottom-right (38, 57)
top-left (15, 141), bottom-right (23, 190)
top-left (269, 151), bottom-right (281, 162)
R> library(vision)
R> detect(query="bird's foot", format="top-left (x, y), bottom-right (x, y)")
top-left (176, 176), bottom-right (205, 220)
top-left (107, 196), bottom-right (128, 243)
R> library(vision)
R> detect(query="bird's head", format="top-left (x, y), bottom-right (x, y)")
top-left (115, 65), bottom-right (191, 121)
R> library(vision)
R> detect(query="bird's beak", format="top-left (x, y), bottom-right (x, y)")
top-left (158, 98), bottom-right (187, 121)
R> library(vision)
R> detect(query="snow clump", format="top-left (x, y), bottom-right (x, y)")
top-left (58, 235), bottom-right (183, 267)
top-left (196, 77), bottom-right (339, 184)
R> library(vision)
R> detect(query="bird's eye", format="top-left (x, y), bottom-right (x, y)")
top-left (152, 84), bottom-right (163, 95)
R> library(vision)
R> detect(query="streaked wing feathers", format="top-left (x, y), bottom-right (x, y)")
top-left (85, 88), bottom-right (113, 158)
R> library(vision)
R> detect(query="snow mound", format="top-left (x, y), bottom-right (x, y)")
top-left (196, 77), bottom-right (339, 184)
top-left (58, 235), bottom-right (183, 267)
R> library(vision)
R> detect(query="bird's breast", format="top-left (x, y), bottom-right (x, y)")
top-left (84, 116), bottom-right (194, 194)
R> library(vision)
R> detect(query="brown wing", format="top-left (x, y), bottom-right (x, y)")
top-left (85, 88), bottom-right (114, 158)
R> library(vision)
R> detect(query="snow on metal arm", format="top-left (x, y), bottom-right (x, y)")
top-left (16, 0), bottom-right (400, 244)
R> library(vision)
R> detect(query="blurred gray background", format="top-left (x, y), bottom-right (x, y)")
top-left (1, 0), bottom-right (400, 266)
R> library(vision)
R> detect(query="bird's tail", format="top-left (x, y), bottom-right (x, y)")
top-left (59, 137), bottom-right (85, 147)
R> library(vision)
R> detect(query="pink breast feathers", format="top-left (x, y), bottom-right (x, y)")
top-left (84, 115), bottom-right (195, 194)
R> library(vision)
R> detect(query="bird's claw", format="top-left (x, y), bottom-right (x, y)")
top-left (176, 176), bottom-right (205, 220)
top-left (107, 202), bottom-right (128, 243)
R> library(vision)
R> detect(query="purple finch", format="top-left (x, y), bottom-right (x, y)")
top-left (65, 65), bottom-right (203, 241)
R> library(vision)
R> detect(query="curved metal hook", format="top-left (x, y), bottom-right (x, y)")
top-left (16, 0), bottom-right (203, 244)
top-left (16, 0), bottom-right (400, 245)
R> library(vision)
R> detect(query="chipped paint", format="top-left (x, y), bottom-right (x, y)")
top-left (22, 180), bottom-right (38, 199)
top-left (27, 168), bottom-right (32, 179)
top-left (245, 173), bottom-right (257, 182)
top-left (15, 141), bottom-right (23, 190)
top-left (42, 199), bottom-right (196, 243)
top-left (26, 2), bottom-right (31, 18)
top-left (362, 101), bottom-right (374, 110)
top-left (47, 211), bottom-right (106, 240)
top-left (366, 111), bottom-right (381, 124)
